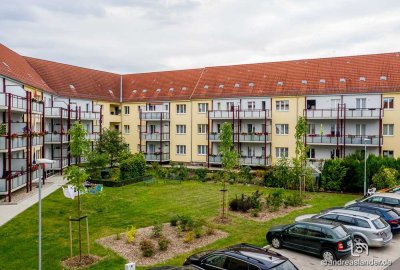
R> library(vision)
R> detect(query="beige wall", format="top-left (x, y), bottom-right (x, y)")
top-left (96, 101), bottom-right (122, 132)
top-left (191, 99), bottom-right (212, 163)
top-left (120, 102), bottom-right (144, 153)
top-left (271, 96), bottom-right (305, 164)
top-left (382, 93), bottom-right (400, 157)
top-left (170, 100), bottom-right (192, 162)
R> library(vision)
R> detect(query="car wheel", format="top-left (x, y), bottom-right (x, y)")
top-left (353, 236), bottom-right (366, 244)
top-left (321, 249), bottom-right (336, 262)
top-left (271, 237), bottom-right (282, 249)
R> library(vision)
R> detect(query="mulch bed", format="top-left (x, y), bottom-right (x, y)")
top-left (229, 204), bottom-right (312, 222)
top-left (96, 223), bottom-right (228, 266)
top-left (61, 255), bottom-right (102, 269)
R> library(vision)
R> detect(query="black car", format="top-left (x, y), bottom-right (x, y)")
top-left (184, 243), bottom-right (298, 270)
top-left (266, 219), bottom-right (352, 261)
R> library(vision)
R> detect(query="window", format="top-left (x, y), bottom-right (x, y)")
top-left (176, 104), bottom-right (186, 114)
top-left (383, 150), bottom-right (394, 158)
top-left (203, 254), bottom-right (226, 268)
top-left (149, 125), bottom-right (156, 133)
top-left (148, 104), bottom-right (156, 111)
top-left (307, 148), bottom-right (315, 159)
top-left (288, 224), bottom-right (308, 235)
top-left (227, 102), bottom-right (234, 111)
top-left (225, 256), bottom-right (250, 270)
top-left (276, 100), bottom-right (289, 111)
top-left (307, 100), bottom-right (316, 109)
top-left (276, 147), bottom-right (288, 158)
top-left (331, 99), bottom-right (340, 109)
top-left (383, 97), bottom-right (394, 109)
top-left (307, 124), bottom-right (315, 135)
top-left (383, 124), bottom-right (394, 136)
top-left (247, 101), bottom-right (255, 110)
top-left (383, 197), bottom-right (400, 207)
top-left (262, 101), bottom-right (266, 110)
top-left (217, 102), bottom-right (221, 110)
top-left (247, 124), bottom-right (255, 133)
top-left (198, 103), bottom-right (208, 113)
top-left (124, 106), bottom-right (130, 115)
top-left (337, 215), bottom-right (355, 226)
top-left (176, 145), bottom-right (186, 155)
top-left (276, 124), bottom-right (289, 135)
top-left (198, 124), bottom-right (208, 134)
top-left (247, 146), bottom-right (255, 157)
top-left (356, 98), bottom-right (367, 109)
top-left (356, 124), bottom-right (366, 136)
top-left (366, 196), bottom-right (383, 204)
top-left (176, 125), bottom-right (186, 134)
top-left (123, 125), bottom-right (130, 134)
top-left (306, 225), bottom-right (323, 238)
top-left (321, 214), bottom-right (337, 221)
top-left (355, 218), bottom-right (370, 228)
top-left (86, 103), bottom-right (90, 111)
top-left (197, 145), bottom-right (207, 155)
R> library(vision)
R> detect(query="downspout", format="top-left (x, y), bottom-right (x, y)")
top-left (379, 94), bottom-right (383, 156)
top-left (7, 94), bottom-right (11, 202)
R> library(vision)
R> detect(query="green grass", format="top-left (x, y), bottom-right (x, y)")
top-left (0, 181), bottom-right (358, 270)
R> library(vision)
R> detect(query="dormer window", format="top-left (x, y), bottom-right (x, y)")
top-left (380, 75), bottom-right (387, 81)
top-left (219, 84), bottom-right (224, 89)
top-left (319, 79), bottom-right (326, 84)
top-left (156, 89), bottom-right (161, 92)
top-left (69, 84), bottom-right (75, 90)
top-left (248, 82), bottom-right (255, 87)
top-left (169, 87), bottom-right (174, 92)
top-left (339, 78), bottom-right (346, 83)
top-left (301, 80), bottom-right (307, 85)
top-left (132, 89), bottom-right (137, 93)
top-left (277, 81), bottom-right (284, 86)
top-left (142, 89), bottom-right (147, 93)
top-left (234, 83), bottom-right (240, 88)
top-left (182, 87), bottom-right (187, 91)
top-left (204, 85), bottom-right (209, 89)
top-left (359, 76), bottom-right (366, 81)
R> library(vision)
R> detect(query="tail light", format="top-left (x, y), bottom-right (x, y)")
top-left (337, 242), bottom-right (344, 251)
top-left (388, 220), bottom-right (399, 225)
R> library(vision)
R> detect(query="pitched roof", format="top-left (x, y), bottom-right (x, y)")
top-left (190, 52), bottom-right (400, 99)
top-left (0, 44), bottom-right (54, 93)
top-left (24, 57), bottom-right (121, 102)
top-left (122, 68), bottom-right (204, 102)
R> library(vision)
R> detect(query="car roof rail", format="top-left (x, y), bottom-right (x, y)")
top-left (227, 243), bottom-right (281, 265)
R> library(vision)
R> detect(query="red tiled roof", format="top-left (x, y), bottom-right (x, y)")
top-left (0, 44), bottom-right (54, 93)
top-left (122, 69), bottom-right (204, 102)
top-left (24, 57), bottom-right (121, 102)
top-left (191, 52), bottom-right (400, 99)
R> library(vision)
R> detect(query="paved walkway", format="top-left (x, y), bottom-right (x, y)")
top-left (0, 175), bottom-right (67, 227)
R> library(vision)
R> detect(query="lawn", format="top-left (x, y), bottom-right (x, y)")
top-left (0, 181), bottom-right (359, 270)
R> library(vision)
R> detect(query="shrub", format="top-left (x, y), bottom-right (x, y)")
top-left (266, 190), bottom-right (284, 212)
top-left (321, 159), bottom-right (348, 191)
top-left (152, 162), bottom-right (167, 179)
top-left (158, 235), bottom-right (170, 251)
top-left (229, 190), bottom-right (262, 212)
top-left (178, 215), bottom-right (194, 231)
top-left (194, 226), bottom-right (203, 238)
top-left (250, 208), bottom-right (260, 217)
top-left (239, 166), bottom-right (252, 184)
top-left (110, 167), bottom-right (120, 181)
top-left (120, 153), bottom-right (146, 180)
top-left (115, 232), bottom-right (121, 240)
top-left (194, 168), bottom-right (208, 181)
top-left (152, 223), bottom-right (163, 238)
top-left (205, 226), bottom-right (215, 236)
top-left (372, 167), bottom-right (400, 189)
top-left (126, 226), bottom-right (136, 244)
top-left (170, 215), bottom-right (179, 226)
top-left (86, 152), bottom-right (109, 179)
top-left (140, 239), bottom-right (155, 257)
top-left (183, 231), bottom-right (196, 243)
top-left (284, 193), bottom-right (304, 207)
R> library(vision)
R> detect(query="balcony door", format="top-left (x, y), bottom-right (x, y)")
top-left (149, 144), bottom-right (155, 154)
top-left (331, 99), bottom-right (340, 109)
top-left (149, 125), bottom-right (156, 134)
top-left (247, 124), bottom-right (255, 133)
top-left (247, 146), bottom-right (255, 157)
top-left (356, 124), bottom-right (366, 136)
top-left (356, 98), bottom-right (367, 109)
top-left (227, 102), bottom-right (235, 111)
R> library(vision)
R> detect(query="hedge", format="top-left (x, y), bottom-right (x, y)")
top-left (90, 175), bottom-right (153, 187)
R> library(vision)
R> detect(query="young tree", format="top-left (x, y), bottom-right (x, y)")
top-left (372, 167), bottom-right (399, 189)
top-left (321, 159), bottom-right (348, 191)
top-left (218, 122), bottom-right (239, 219)
top-left (96, 128), bottom-right (128, 167)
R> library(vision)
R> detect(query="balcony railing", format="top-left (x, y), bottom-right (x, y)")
top-left (6, 123), bottom-right (27, 134)
top-left (86, 133), bottom-right (100, 141)
top-left (0, 173), bottom-right (27, 194)
top-left (47, 158), bottom-right (69, 170)
top-left (44, 133), bottom-right (69, 143)
top-left (306, 135), bottom-right (382, 146)
top-left (144, 153), bottom-right (170, 162)
top-left (209, 155), bottom-right (271, 166)
top-left (32, 101), bottom-right (44, 113)
top-left (45, 107), bottom-right (68, 118)
top-left (209, 110), bottom-right (271, 119)
top-left (141, 133), bottom-right (170, 141)
top-left (305, 108), bottom-right (382, 119)
top-left (141, 111), bottom-right (170, 120)
top-left (80, 111), bottom-right (101, 120)
top-left (32, 136), bottom-right (43, 146)
top-left (0, 136), bottom-right (27, 150)
top-left (0, 93), bottom-right (27, 111)
top-left (93, 125), bottom-right (101, 133)
top-left (209, 133), bottom-right (271, 142)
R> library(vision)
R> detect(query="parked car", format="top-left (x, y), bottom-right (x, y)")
top-left (345, 202), bottom-right (400, 234)
top-left (184, 243), bottom-right (298, 270)
top-left (345, 193), bottom-right (400, 212)
top-left (296, 209), bottom-right (392, 247)
top-left (267, 219), bottom-right (352, 261)
top-left (378, 185), bottom-right (400, 194)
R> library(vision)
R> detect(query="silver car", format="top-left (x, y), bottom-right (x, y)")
top-left (345, 193), bottom-right (400, 212)
top-left (296, 209), bottom-right (392, 247)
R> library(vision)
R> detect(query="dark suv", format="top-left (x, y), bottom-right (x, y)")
top-left (184, 243), bottom-right (298, 270)
top-left (267, 219), bottom-right (352, 261)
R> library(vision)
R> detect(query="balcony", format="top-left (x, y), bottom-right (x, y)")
top-left (304, 108), bottom-right (382, 119)
top-left (32, 100), bottom-right (44, 114)
top-left (86, 133), bottom-right (100, 141)
top-left (44, 133), bottom-right (69, 144)
top-left (0, 93), bottom-right (26, 112)
top-left (45, 107), bottom-right (68, 118)
top-left (209, 110), bottom-right (271, 119)
top-left (80, 111), bottom-right (101, 120)
top-left (141, 111), bottom-right (170, 120)
top-left (70, 157), bottom-right (78, 165)
top-left (93, 125), bottom-right (101, 133)
top-left (46, 158), bottom-right (69, 170)
top-left (0, 172), bottom-right (27, 194)
top-left (144, 153), bottom-right (170, 162)
top-left (306, 135), bottom-right (382, 146)
top-left (0, 136), bottom-right (27, 151)
top-left (141, 133), bottom-right (170, 141)
top-left (32, 136), bottom-right (43, 146)
top-left (208, 155), bottom-right (271, 166)
top-left (209, 133), bottom-right (271, 143)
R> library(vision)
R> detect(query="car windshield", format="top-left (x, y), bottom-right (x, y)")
top-left (272, 261), bottom-right (298, 270)
top-left (372, 217), bottom-right (387, 229)
top-left (386, 210), bottom-right (400, 219)
top-left (331, 225), bottom-right (348, 238)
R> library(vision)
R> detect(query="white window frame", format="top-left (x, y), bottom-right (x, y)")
top-left (383, 150), bottom-right (394, 158)
top-left (176, 145), bottom-right (186, 155)
top-left (275, 124), bottom-right (289, 135)
top-left (197, 145), bottom-right (207, 155)
top-left (247, 101), bottom-right (256, 111)
top-left (198, 103), bottom-right (208, 113)
top-left (276, 147), bottom-right (289, 158)
top-left (124, 125), bottom-right (130, 134)
top-left (177, 104), bottom-right (186, 114)
top-left (197, 124), bottom-right (207, 134)
top-left (148, 104), bottom-right (156, 111)
top-left (176, 125), bottom-right (186, 134)
top-left (383, 124), bottom-right (394, 136)
top-left (307, 124), bottom-right (316, 135)
top-left (356, 124), bottom-right (366, 136)
top-left (276, 100), bottom-right (289, 111)
top-left (356, 98), bottom-right (367, 109)
top-left (383, 97), bottom-right (394, 109)
top-left (124, 106), bottom-right (130, 115)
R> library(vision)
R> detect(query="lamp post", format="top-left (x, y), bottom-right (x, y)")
top-left (34, 158), bottom-right (55, 270)
top-left (364, 138), bottom-right (372, 196)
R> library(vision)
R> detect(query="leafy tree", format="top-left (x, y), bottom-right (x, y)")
top-left (272, 157), bottom-right (296, 188)
top-left (292, 116), bottom-right (311, 193)
top-left (96, 128), bottom-right (128, 167)
top-left (321, 159), bottom-right (348, 191)
top-left (152, 162), bottom-right (167, 180)
top-left (372, 167), bottom-right (399, 189)
top-left (86, 152), bottom-right (108, 179)
top-left (69, 122), bottom-right (90, 159)
top-left (120, 153), bottom-right (146, 180)
top-left (239, 166), bottom-right (252, 184)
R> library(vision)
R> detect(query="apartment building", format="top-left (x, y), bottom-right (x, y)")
top-left (2, 42), bottom-right (400, 200)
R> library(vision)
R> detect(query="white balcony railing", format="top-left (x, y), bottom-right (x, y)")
top-left (0, 137), bottom-right (27, 150)
top-left (32, 101), bottom-right (44, 113)
top-left (32, 136), bottom-right (43, 146)
top-left (44, 133), bottom-right (69, 143)
top-left (144, 153), bottom-right (170, 162)
top-left (45, 107), bottom-right (68, 118)
top-left (0, 93), bottom-right (27, 111)
top-left (47, 158), bottom-right (69, 170)
top-left (306, 135), bottom-right (382, 146)
top-left (141, 111), bottom-right (170, 120)
top-left (209, 155), bottom-right (271, 166)
top-left (305, 108), bottom-right (382, 119)
top-left (80, 111), bottom-right (101, 120)
top-left (141, 133), bottom-right (170, 141)
top-left (209, 133), bottom-right (271, 142)
top-left (209, 110), bottom-right (271, 119)
top-left (0, 173), bottom-right (27, 194)
top-left (86, 133), bottom-right (100, 141)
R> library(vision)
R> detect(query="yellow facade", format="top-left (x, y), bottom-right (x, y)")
top-left (120, 102), bottom-right (144, 153)
top-left (170, 100), bottom-right (192, 162)
top-left (381, 93), bottom-right (400, 156)
top-left (96, 101), bottom-right (122, 132)
top-left (190, 99), bottom-right (212, 163)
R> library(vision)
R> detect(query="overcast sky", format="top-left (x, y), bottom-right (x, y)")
top-left (1, 0), bottom-right (400, 74)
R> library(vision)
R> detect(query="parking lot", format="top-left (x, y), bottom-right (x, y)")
top-left (270, 234), bottom-right (400, 270)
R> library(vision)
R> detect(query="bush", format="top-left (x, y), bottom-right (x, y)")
top-left (126, 226), bottom-right (136, 244)
top-left (372, 167), bottom-right (400, 189)
top-left (321, 159), bottom-right (348, 191)
top-left (284, 193), bottom-right (304, 207)
top-left (205, 226), bottom-right (215, 236)
top-left (170, 215), bottom-right (179, 226)
top-left (229, 190), bottom-right (262, 212)
top-left (120, 153), bottom-right (146, 180)
top-left (183, 231), bottom-right (196, 243)
top-left (152, 223), bottom-right (163, 238)
top-left (250, 208), bottom-right (260, 217)
top-left (266, 190), bottom-right (284, 212)
top-left (86, 152), bottom-right (109, 179)
top-left (158, 235), bottom-right (170, 251)
top-left (115, 232), bottom-right (121, 240)
top-left (193, 226), bottom-right (203, 238)
top-left (140, 239), bottom-right (155, 257)
top-left (110, 167), bottom-right (120, 181)
top-left (194, 168), bottom-right (208, 181)
top-left (152, 162), bottom-right (167, 179)
top-left (239, 166), bottom-right (252, 184)
top-left (178, 215), bottom-right (194, 231)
